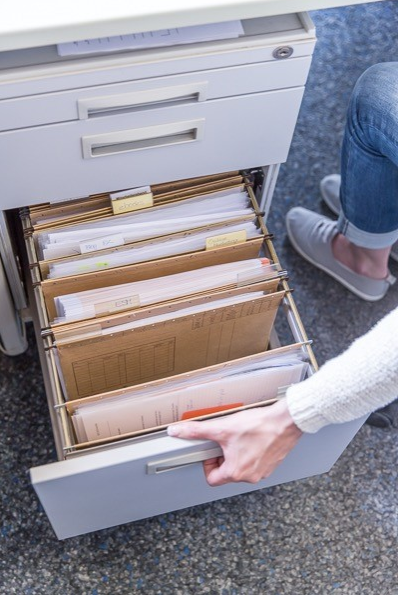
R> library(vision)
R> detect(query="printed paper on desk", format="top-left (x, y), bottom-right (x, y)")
top-left (56, 290), bottom-right (284, 400)
top-left (57, 22), bottom-right (244, 56)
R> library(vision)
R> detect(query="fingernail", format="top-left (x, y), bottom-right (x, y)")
top-left (167, 425), bottom-right (180, 437)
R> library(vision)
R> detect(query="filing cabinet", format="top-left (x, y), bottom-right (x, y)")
top-left (0, 11), bottom-right (364, 539)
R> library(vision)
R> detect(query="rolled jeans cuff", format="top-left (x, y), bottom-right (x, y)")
top-left (337, 212), bottom-right (398, 249)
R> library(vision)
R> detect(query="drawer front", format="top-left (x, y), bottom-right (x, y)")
top-left (0, 88), bottom-right (304, 208)
top-left (31, 421), bottom-right (364, 539)
top-left (0, 57), bottom-right (312, 131)
top-left (0, 14), bottom-right (315, 101)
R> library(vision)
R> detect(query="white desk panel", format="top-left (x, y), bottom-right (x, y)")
top-left (0, 0), bottom-right (384, 51)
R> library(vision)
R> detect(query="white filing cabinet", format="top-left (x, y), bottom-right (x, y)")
top-left (0, 12), bottom-right (364, 539)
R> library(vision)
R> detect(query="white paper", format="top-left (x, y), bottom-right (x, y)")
top-left (39, 189), bottom-right (251, 260)
top-left (71, 353), bottom-right (308, 442)
top-left (110, 186), bottom-right (151, 200)
top-left (48, 220), bottom-right (261, 278)
top-left (79, 234), bottom-right (125, 254)
top-left (53, 258), bottom-right (278, 323)
top-left (57, 21), bottom-right (244, 56)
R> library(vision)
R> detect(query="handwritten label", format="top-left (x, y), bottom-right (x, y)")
top-left (94, 295), bottom-right (140, 316)
top-left (110, 186), bottom-right (153, 215)
top-left (206, 230), bottom-right (247, 251)
top-left (79, 234), bottom-right (125, 254)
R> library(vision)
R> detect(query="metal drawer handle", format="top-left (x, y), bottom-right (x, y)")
top-left (78, 82), bottom-right (209, 119)
top-left (81, 119), bottom-right (205, 158)
top-left (146, 446), bottom-right (223, 475)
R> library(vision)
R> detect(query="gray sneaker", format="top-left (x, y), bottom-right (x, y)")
top-left (320, 174), bottom-right (398, 263)
top-left (286, 207), bottom-right (396, 301)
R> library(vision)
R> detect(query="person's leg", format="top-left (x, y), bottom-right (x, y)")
top-left (334, 62), bottom-right (398, 279)
top-left (320, 174), bottom-right (398, 262)
top-left (286, 63), bottom-right (398, 300)
top-left (332, 236), bottom-right (390, 279)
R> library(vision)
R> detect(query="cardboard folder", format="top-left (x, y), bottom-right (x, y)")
top-left (52, 277), bottom-right (281, 343)
top-left (56, 289), bottom-right (284, 400)
top-left (64, 343), bottom-right (306, 448)
top-left (41, 238), bottom-right (267, 322)
top-left (30, 171), bottom-right (244, 230)
top-left (38, 215), bottom-right (259, 279)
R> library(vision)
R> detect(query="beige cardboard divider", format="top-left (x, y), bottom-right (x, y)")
top-left (42, 238), bottom-right (266, 322)
top-left (64, 342), bottom-right (305, 450)
top-left (38, 214), bottom-right (258, 279)
top-left (52, 277), bottom-right (281, 343)
top-left (56, 290), bottom-right (284, 400)
top-left (30, 172), bottom-right (243, 230)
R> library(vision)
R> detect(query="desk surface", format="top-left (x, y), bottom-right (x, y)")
top-left (1, 0), bottom-right (383, 52)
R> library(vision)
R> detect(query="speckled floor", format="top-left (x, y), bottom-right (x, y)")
top-left (1, 2), bottom-right (398, 594)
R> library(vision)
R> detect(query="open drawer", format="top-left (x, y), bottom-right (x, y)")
top-left (15, 170), bottom-right (365, 539)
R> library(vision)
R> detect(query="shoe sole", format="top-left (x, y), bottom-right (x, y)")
top-left (320, 182), bottom-right (398, 264)
top-left (286, 216), bottom-right (388, 302)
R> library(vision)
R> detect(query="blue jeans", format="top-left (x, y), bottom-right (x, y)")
top-left (337, 62), bottom-right (398, 249)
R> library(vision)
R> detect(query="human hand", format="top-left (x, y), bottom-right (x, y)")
top-left (167, 399), bottom-right (303, 486)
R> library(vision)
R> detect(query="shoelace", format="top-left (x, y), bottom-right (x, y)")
top-left (312, 218), bottom-right (336, 244)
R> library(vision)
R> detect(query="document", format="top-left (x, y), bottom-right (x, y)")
top-left (55, 289), bottom-right (285, 400)
top-left (45, 219), bottom-right (261, 278)
top-left (41, 238), bottom-right (266, 322)
top-left (55, 291), bottom-right (264, 344)
top-left (29, 172), bottom-right (244, 228)
top-left (38, 189), bottom-right (253, 260)
top-left (53, 258), bottom-right (278, 323)
top-left (70, 349), bottom-right (308, 443)
top-left (57, 22), bottom-right (244, 56)
top-left (52, 277), bottom-right (281, 345)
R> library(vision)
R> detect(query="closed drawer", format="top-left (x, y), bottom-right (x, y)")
top-left (0, 57), bottom-right (312, 131)
top-left (0, 13), bottom-right (316, 104)
top-left (0, 88), bottom-right (304, 208)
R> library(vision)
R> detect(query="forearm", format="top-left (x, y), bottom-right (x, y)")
top-left (286, 307), bottom-right (398, 433)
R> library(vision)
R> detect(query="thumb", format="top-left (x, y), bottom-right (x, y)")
top-left (167, 420), bottom-right (220, 442)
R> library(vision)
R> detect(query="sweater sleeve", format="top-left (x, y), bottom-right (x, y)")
top-left (285, 306), bottom-right (398, 433)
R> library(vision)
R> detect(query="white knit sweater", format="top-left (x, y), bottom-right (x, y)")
top-left (286, 306), bottom-right (398, 433)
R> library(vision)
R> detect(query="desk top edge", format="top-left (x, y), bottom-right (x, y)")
top-left (0, 0), bottom-right (384, 52)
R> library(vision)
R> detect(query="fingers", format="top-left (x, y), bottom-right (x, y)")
top-left (167, 420), bottom-right (222, 442)
top-left (203, 456), bottom-right (223, 480)
top-left (205, 463), bottom-right (268, 487)
top-left (202, 457), bottom-right (231, 487)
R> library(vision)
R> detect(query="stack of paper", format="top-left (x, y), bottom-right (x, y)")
top-left (53, 258), bottom-right (278, 323)
top-left (54, 283), bottom-right (285, 400)
top-left (37, 189), bottom-right (253, 260)
top-left (69, 347), bottom-right (308, 443)
top-left (46, 219), bottom-right (262, 278)
top-left (57, 21), bottom-right (245, 56)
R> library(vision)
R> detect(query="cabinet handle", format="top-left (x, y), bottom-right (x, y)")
top-left (146, 446), bottom-right (223, 475)
top-left (78, 82), bottom-right (208, 119)
top-left (81, 119), bottom-right (205, 158)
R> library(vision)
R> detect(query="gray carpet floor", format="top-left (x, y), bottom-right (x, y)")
top-left (1, 2), bottom-right (398, 593)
